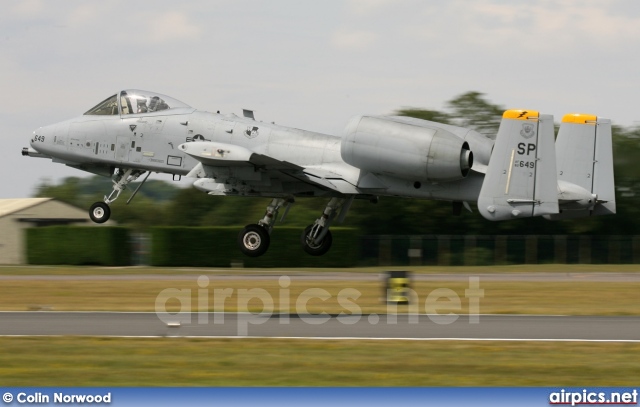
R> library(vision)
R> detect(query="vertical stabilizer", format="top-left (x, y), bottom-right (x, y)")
top-left (478, 110), bottom-right (558, 221)
top-left (592, 118), bottom-right (616, 215)
top-left (545, 114), bottom-right (615, 219)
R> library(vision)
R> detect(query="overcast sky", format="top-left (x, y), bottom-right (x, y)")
top-left (2, 0), bottom-right (639, 198)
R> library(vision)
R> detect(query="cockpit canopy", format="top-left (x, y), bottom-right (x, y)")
top-left (84, 90), bottom-right (191, 116)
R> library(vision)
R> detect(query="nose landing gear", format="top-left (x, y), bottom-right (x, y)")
top-left (89, 202), bottom-right (111, 224)
top-left (88, 168), bottom-right (147, 223)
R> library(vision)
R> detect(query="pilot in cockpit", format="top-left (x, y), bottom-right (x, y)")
top-left (136, 98), bottom-right (148, 113)
top-left (148, 96), bottom-right (169, 112)
top-left (148, 96), bottom-right (159, 112)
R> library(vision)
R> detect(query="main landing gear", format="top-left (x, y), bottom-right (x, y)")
top-left (89, 168), bottom-right (148, 223)
top-left (237, 196), bottom-right (353, 257)
top-left (301, 197), bottom-right (346, 256)
top-left (238, 198), bottom-right (292, 257)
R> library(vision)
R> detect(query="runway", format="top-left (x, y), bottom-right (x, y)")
top-left (0, 312), bottom-right (638, 341)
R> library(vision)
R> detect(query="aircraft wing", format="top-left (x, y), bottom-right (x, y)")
top-left (179, 141), bottom-right (301, 170)
top-left (178, 141), bottom-right (358, 195)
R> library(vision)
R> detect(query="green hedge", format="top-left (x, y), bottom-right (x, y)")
top-left (150, 226), bottom-right (359, 267)
top-left (26, 226), bottom-right (131, 266)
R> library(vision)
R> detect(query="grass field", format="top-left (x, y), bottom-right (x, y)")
top-left (0, 337), bottom-right (638, 386)
top-left (1, 264), bottom-right (638, 386)
top-left (0, 275), bottom-right (638, 315)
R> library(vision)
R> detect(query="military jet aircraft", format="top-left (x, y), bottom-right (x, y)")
top-left (23, 89), bottom-right (616, 257)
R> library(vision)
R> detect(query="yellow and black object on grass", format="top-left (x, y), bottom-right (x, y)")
top-left (385, 270), bottom-right (411, 305)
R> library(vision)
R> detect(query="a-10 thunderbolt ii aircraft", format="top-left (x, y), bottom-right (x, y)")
top-left (23, 89), bottom-right (616, 257)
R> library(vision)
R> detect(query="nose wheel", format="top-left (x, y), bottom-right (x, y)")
top-left (238, 224), bottom-right (271, 257)
top-left (89, 202), bottom-right (111, 223)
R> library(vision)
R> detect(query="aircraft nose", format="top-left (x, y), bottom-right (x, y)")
top-left (30, 127), bottom-right (44, 149)
top-left (23, 128), bottom-right (43, 157)
top-left (29, 124), bottom-right (55, 154)
top-left (30, 128), bottom-right (40, 147)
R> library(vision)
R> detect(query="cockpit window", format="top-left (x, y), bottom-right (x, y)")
top-left (84, 90), bottom-right (191, 116)
top-left (84, 94), bottom-right (118, 115)
top-left (119, 89), bottom-right (191, 115)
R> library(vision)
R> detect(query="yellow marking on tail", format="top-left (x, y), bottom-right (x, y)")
top-left (562, 113), bottom-right (597, 124)
top-left (503, 110), bottom-right (539, 120)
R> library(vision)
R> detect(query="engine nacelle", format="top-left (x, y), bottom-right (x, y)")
top-left (341, 115), bottom-right (473, 183)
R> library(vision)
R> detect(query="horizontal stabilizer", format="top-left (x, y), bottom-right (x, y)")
top-left (478, 110), bottom-right (558, 221)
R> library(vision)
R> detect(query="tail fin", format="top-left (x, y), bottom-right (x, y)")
top-left (544, 114), bottom-right (616, 219)
top-left (478, 110), bottom-right (558, 221)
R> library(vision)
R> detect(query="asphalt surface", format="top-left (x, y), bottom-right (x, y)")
top-left (0, 312), bottom-right (638, 341)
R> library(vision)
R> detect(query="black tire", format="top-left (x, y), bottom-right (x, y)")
top-left (238, 224), bottom-right (270, 257)
top-left (89, 202), bottom-right (111, 224)
top-left (301, 224), bottom-right (333, 256)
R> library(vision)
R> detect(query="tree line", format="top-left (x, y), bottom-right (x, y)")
top-left (35, 92), bottom-right (640, 235)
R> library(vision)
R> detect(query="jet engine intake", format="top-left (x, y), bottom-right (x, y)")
top-left (341, 116), bottom-right (473, 183)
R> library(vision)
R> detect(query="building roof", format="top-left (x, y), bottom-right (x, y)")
top-left (0, 198), bottom-right (54, 218)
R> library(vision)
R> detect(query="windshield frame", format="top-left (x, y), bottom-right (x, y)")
top-left (118, 89), bottom-right (191, 116)
top-left (83, 90), bottom-right (192, 116)
top-left (83, 94), bottom-right (119, 116)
